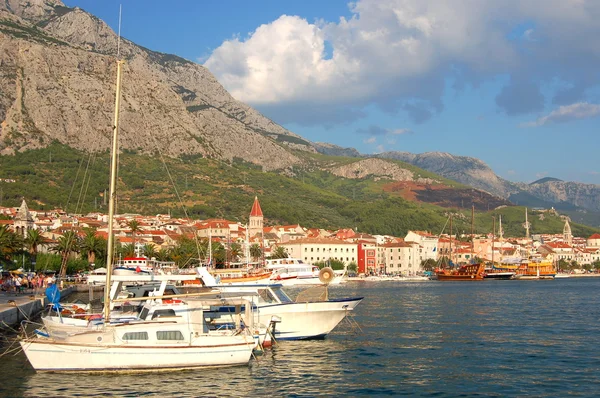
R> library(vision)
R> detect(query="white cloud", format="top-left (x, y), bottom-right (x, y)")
top-left (389, 128), bottom-right (413, 135)
top-left (522, 102), bottom-right (600, 127)
top-left (204, 0), bottom-right (600, 125)
top-left (364, 137), bottom-right (377, 144)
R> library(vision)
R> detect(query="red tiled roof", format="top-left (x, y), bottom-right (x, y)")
top-left (250, 196), bottom-right (263, 217)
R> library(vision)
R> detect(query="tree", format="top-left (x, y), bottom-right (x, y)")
top-left (80, 228), bottom-right (102, 265)
top-left (229, 242), bottom-right (242, 264)
top-left (270, 246), bottom-right (288, 259)
top-left (54, 230), bottom-right (80, 277)
top-left (249, 243), bottom-right (262, 262)
top-left (558, 258), bottom-right (570, 272)
top-left (421, 258), bottom-right (438, 272)
top-left (127, 220), bottom-right (141, 254)
top-left (120, 243), bottom-right (136, 258)
top-left (156, 248), bottom-right (171, 262)
top-left (142, 243), bottom-right (157, 259)
top-left (170, 236), bottom-right (200, 268)
top-left (346, 261), bottom-right (358, 273)
top-left (0, 225), bottom-right (23, 268)
top-left (315, 258), bottom-right (345, 270)
top-left (25, 229), bottom-right (45, 271)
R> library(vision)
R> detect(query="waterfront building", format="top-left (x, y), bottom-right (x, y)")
top-left (404, 230), bottom-right (439, 263)
top-left (381, 241), bottom-right (421, 276)
top-left (357, 240), bottom-right (377, 275)
top-left (279, 237), bottom-right (357, 265)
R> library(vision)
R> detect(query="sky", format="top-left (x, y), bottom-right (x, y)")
top-left (62, 0), bottom-right (600, 185)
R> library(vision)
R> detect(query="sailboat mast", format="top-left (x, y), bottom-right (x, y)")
top-left (449, 214), bottom-right (453, 266)
top-left (492, 216), bottom-right (495, 266)
top-left (471, 205), bottom-right (474, 263)
top-left (103, 58), bottom-right (124, 320)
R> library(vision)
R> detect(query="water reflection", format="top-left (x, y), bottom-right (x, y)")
top-left (2, 279), bottom-right (600, 397)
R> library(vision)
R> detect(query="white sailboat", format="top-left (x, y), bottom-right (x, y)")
top-left (20, 54), bottom-right (254, 372)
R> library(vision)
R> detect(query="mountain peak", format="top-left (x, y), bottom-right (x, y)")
top-left (530, 177), bottom-right (563, 185)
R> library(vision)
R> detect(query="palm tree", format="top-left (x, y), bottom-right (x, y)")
top-left (54, 230), bottom-right (80, 277)
top-left (156, 248), bottom-right (171, 262)
top-left (0, 225), bottom-right (23, 268)
top-left (127, 220), bottom-right (141, 254)
top-left (120, 243), bottom-right (136, 258)
top-left (25, 229), bottom-right (45, 272)
top-left (80, 228), bottom-right (102, 265)
top-left (270, 245), bottom-right (288, 259)
top-left (250, 243), bottom-right (262, 262)
top-left (142, 243), bottom-right (157, 259)
top-left (229, 242), bottom-right (242, 264)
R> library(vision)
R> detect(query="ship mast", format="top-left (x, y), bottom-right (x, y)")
top-left (470, 205), bottom-right (474, 263)
top-left (103, 7), bottom-right (124, 320)
top-left (449, 214), bottom-right (453, 267)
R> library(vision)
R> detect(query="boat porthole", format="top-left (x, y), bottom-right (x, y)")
top-left (97, 336), bottom-right (103, 342)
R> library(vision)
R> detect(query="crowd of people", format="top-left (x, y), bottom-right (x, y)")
top-left (0, 273), bottom-right (55, 294)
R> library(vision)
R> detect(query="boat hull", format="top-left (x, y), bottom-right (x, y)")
top-left (436, 264), bottom-right (486, 281)
top-left (20, 338), bottom-right (253, 372)
top-left (484, 271), bottom-right (516, 280)
top-left (254, 297), bottom-right (363, 340)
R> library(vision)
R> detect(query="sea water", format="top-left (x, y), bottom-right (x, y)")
top-left (1, 278), bottom-right (599, 397)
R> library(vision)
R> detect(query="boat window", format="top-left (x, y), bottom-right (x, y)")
top-left (258, 289), bottom-right (275, 303)
top-left (271, 287), bottom-right (293, 303)
top-left (151, 309), bottom-right (177, 319)
top-left (156, 330), bottom-right (185, 340)
top-left (139, 307), bottom-right (149, 320)
top-left (122, 332), bottom-right (148, 340)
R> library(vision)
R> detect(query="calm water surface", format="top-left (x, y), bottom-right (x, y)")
top-left (1, 278), bottom-right (600, 397)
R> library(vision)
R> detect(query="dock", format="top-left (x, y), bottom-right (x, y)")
top-left (0, 286), bottom-right (75, 332)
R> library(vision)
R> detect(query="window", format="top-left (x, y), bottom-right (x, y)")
top-left (151, 309), bottom-right (177, 320)
top-left (122, 332), bottom-right (148, 341)
top-left (157, 330), bottom-right (185, 340)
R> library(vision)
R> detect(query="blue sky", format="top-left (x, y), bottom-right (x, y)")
top-left (63, 0), bottom-right (600, 185)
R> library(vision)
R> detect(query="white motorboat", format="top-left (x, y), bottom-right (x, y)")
top-left (198, 267), bottom-right (363, 340)
top-left (265, 258), bottom-right (346, 286)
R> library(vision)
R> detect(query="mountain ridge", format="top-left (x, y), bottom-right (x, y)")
top-left (1, 0), bottom-right (599, 228)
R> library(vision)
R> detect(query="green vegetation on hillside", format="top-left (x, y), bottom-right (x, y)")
top-left (0, 143), bottom-right (598, 238)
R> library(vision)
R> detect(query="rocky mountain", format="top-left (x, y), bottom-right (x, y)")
top-left (373, 151), bottom-right (600, 225)
top-left (517, 180), bottom-right (600, 213)
top-left (2, 1), bottom-right (597, 224)
top-left (375, 151), bottom-right (518, 198)
top-left (0, 0), bottom-right (314, 171)
top-left (312, 142), bottom-right (361, 158)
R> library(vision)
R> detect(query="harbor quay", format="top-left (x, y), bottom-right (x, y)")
top-left (0, 286), bottom-right (75, 332)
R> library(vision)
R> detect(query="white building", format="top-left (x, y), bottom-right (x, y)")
top-left (404, 230), bottom-right (439, 263)
top-left (278, 238), bottom-right (357, 265)
top-left (382, 241), bottom-right (421, 276)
